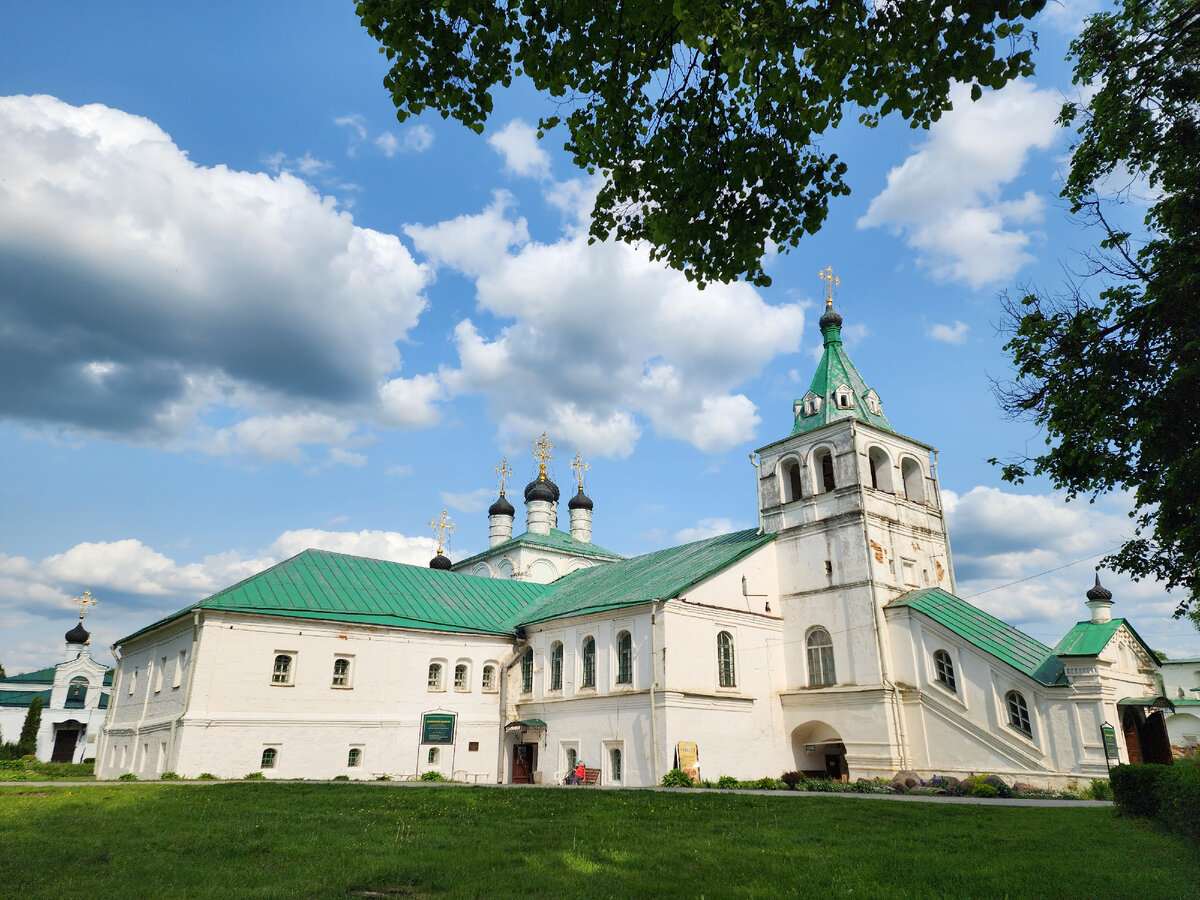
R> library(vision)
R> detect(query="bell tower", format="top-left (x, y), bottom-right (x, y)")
top-left (753, 270), bottom-right (957, 775)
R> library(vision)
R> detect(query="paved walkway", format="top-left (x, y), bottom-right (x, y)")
top-left (0, 780), bottom-right (1113, 807)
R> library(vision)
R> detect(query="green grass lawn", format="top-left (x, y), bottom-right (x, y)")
top-left (1, 784), bottom-right (1196, 899)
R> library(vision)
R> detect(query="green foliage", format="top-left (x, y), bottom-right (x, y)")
top-left (1111, 763), bottom-right (1169, 818)
top-left (996, 0), bottom-right (1200, 616)
top-left (970, 784), bottom-right (999, 799)
top-left (332, 775), bottom-right (350, 781)
top-left (196, 772), bottom-right (218, 780)
top-left (780, 771), bottom-right (803, 790)
top-left (716, 775), bottom-right (738, 789)
top-left (356, 0), bottom-right (1044, 287)
top-left (0, 759), bottom-right (94, 781)
top-left (118, 773), bottom-right (138, 781)
top-left (159, 771), bottom-right (180, 781)
top-left (660, 768), bottom-right (693, 787)
top-left (1091, 778), bottom-right (1114, 802)
top-left (16, 695), bottom-right (43, 757)
top-left (242, 771), bottom-right (265, 780)
top-left (1111, 763), bottom-right (1200, 842)
top-left (418, 771), bottom-right (448, 782)
top-left (374, 774), bottom-right (391, 782)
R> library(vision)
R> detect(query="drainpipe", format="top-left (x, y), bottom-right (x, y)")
top-left (495, 641), bottom-right (526, 783)
top-left (649, 601), bottom-right (663, 785)
top-left (749, 453), bottom-right (764, 534)
top-left (931, 449), bottom-right (957, 595)
top-left (851, 420), bottom-right (908, 769)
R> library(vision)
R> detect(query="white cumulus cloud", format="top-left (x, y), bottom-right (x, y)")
top-left (488, 120), bottom-right (551, 180)
top-left (928, 321), bottom-right (970, 344)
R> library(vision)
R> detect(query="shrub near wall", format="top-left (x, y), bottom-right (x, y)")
top-left (1110, 763), bottom-right (1200, 843)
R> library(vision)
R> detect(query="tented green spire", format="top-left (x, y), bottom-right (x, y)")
top-left (792, 302), bottom-right (893, 435)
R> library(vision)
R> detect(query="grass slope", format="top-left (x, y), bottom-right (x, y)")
top-left (1, 784), bottom-right (1196, 898)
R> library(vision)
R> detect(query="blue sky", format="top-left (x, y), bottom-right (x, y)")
top-left (3, 1), bottom-right (1195, 674)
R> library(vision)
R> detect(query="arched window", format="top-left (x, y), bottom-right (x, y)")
top-left (331, 658), bottom-right (350, 687)
top-left (272, 654), bottom-right (292, 685)
top-left (521, 647), bottom-right (534, 693)
top-left (566, 748), bottom-right (577, 771)
top-left (454, 663), bottom-right (469, 691)
top-left (481, 664), bottom-right (497, 691)
top-left (347, 748), bottom-right (362, 767)
top-left (427, 662), bottom-right (443, 691)
top-left (1006, 691), bottom-right (1032, 736)
top-left (260, 748), bottom-right (277, 769)
top-left (65, 676), bottom-right (88, 708)
top-left (616, 631), bottom-right (633, 684)
top-left (550, 642), bottom-right (564, 691)
top-left (814, 448), bottom-right (836, 493)
top-left (901, 457), bottom-right (925, 503)
top-left (610, 747), bottom-right (623, 782)
top-left (428, 747), bottom-right (439, 764)
top-left (581, 637), bottom-right (596, 688)
top-left (933, 650), bottom-right (956, 692)
top-left (867, 446), bottom-right (893, 492)
top-left (781, 458), bottom-right (803, 503)
top-left (806, 627), bottom-right (836, 687)
top-left (717, 631), bottom-right (736, 687)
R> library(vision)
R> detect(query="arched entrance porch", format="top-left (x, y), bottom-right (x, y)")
top-left (790, 720), bottom-right (848, 782)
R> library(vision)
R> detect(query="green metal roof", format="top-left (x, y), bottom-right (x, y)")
top-left (1, 666), bottom-right (56, 685)
top-left (1054, 618), bottom-right (1158, 662)
top-left (792, 313), bottom-right (893, 435)
top-left (887, 587), bottom-right (1067, 686)
top-left (453, 528), bottom-right (622, 570)
top-left (514, 529), bottom-right (776, 626)
top-left (119, 549), bottom-right (552, 644)
top-left (0, 689), bottom-right (52, 707)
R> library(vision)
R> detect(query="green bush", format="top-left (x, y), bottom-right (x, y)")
top-left (197, 772), bottom-right (218, 780)
top-left (419, 771), bottom-right (447, 782)
top-left (332, 774), bottom-right (350, 781)
top-left (716, 776), bottom-right (738, 789)
top-left (375, 774), bottom-right (391, 781)
top-left (243, 771), bottom-right (265, 780)
top-left (1157, 764), bottom-right (1200, 843)
top-left (750, 777), bottom-right (782, 790)
top-left (969, 784), bottom-right (998, 799)
top-left (661, 768), bottom-right (693, 787)
top-left (1089, 778), bottom-right (1113, 801)
top-left (1111, 764), bottom-right (1170, 819)
top-left (118, 773), bottom-right (138, 781)
top-left (160, 771), bottom-right (180, 780)
top-left (780, 771), bottom-right (803, 790)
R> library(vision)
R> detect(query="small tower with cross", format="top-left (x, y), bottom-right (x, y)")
top-left (567, 451), bottom-right (595, 543)
top-left (428, 510), bottom-right (456, 570)
top-left (65, 590), bottom-right (97, 653)
top-left (523, 432), bottom-right (560, 536)
top-left (487, 457), bottom-right (517, 547)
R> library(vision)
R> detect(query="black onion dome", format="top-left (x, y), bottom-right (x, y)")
top-left (1086, 574), bottom-right (1113, 602)
top-left (568, 487), bottom-right (593, 511)
top-left (488, 493), bottom-right (515, 517)
top-left (429, 553), bottom-right (452, 570)
top-left (65, 621), bottom-right (90, 644)
top-left (818, 304), bottom-right (843, 330)
top-left (524, 477), bottom-right (559, 503)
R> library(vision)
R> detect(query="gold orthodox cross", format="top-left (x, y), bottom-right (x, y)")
top-left (532, 432), bottom-right (554, 479)
top-left (428, 509), bottom-right (456, 554)
top-left (570, 451), bottom-right (590, 490)
top-left (71, 589), bottom-right (98, 621)
top-left (819, 265), bottom-right (841, 308)
top-left (493, 457), bottom-right (512, 495)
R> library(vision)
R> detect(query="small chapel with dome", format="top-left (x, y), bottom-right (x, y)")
top-left (94, 282), bottom-right (1192, 785)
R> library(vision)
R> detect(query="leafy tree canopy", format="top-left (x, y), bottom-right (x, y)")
top-left (996, 0), bottom-right (1200, 619)
top-left (357, 0), bottom-right (1044, 286)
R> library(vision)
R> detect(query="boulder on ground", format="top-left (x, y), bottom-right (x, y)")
top-left (942, 775), bottom-right (961, 789)
top-left (983, 774), bottom-right (1008, 790)
top-left (1012, 781), bottom-right (1035, 793)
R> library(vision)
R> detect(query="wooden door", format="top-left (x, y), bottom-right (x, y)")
top-left (511, 743), bottom-right (537, 784)
top-left (1122, 709), bottom-right (1142, 765)
top-left (51, 729), bottom-right (78, 763)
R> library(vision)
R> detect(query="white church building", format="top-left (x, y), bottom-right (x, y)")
top-left (96, 298), bottom-right (1186, 785)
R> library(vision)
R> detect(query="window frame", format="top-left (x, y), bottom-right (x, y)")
top-left (427, 661), bottom-right (444, 692)
top-left (549, 642), bottom-right (564, 692)
top-left (1006, 690), bottom-right (1033, 737)
top-left (615, 631), bottom-right (633, 685)
top-left (331, 656), bottom-right (352, 689)
top-left (260, 747), bottom-right (278, 769)
top-left (454, 662), bottom-right (470, 692)
top-left (521, 647), bottom-right (534, 694)
top-left (806, 627), bottom-right (836, 687)
top-left (271, 653), bottom-right (294, 686)
top-left (481, 664), bottom-right (497, 692)
top-left (717, 630), bottom-right (736, 688)
top-left (347, 747), bottom-right (362, 768)
top-left (581, 636), bottom-right (596, 689)
top-left (933, 649), bottom-right (956, 693)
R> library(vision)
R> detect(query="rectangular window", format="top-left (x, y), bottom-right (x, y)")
top-left (468, 741), bottom-right (479, 752)
top-left (902, 559), bottom-right (918, 587)
top-left (173, 650), bottom-right (185, 689)
top-left (155, 657), bottom-right (166, 693)
top-left (128, 669), bottom-right (136, 695)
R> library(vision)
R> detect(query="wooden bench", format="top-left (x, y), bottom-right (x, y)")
top-left (583, 767), bottom-right (601, 785)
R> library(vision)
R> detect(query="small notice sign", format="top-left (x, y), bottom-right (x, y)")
top-left (422, 713), bottom-right (457, 744)
top-left (1100, 723), bottom-right (1118, 758)
top-left (676, 742), bottom-right (700, 783)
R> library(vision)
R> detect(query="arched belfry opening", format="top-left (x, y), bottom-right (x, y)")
top-left (867, 446), bottom-right (893, 492)
top-left (901, 457), bottom-right (925, 503)
top-left (780, 457), bottom-right (803, 503)
top-left (813, 448), bottom-right (836, 493)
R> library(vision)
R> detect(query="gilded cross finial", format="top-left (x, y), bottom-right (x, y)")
top-left (818, 265), bottom-right (841, 308)
top-left (532, 432), bottom-right (554, 481)
top-left (570, 451), bottom-right (590, 490)
top-left (493, 457), bottom-right (512, 496)
top-left (72, 589), bottom-right (98, 621)
top-left (428, 509), bottom-right (456, 555)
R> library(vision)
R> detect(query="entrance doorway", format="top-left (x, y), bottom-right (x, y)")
top-left (511, 742), bottom-right (537, 784)
top-left (824, 743), bottom-right (848, 781)
top-left (1122, 707), bottom-right (1174, 766)
top-left (51, 728), bottom-right (79, 763)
